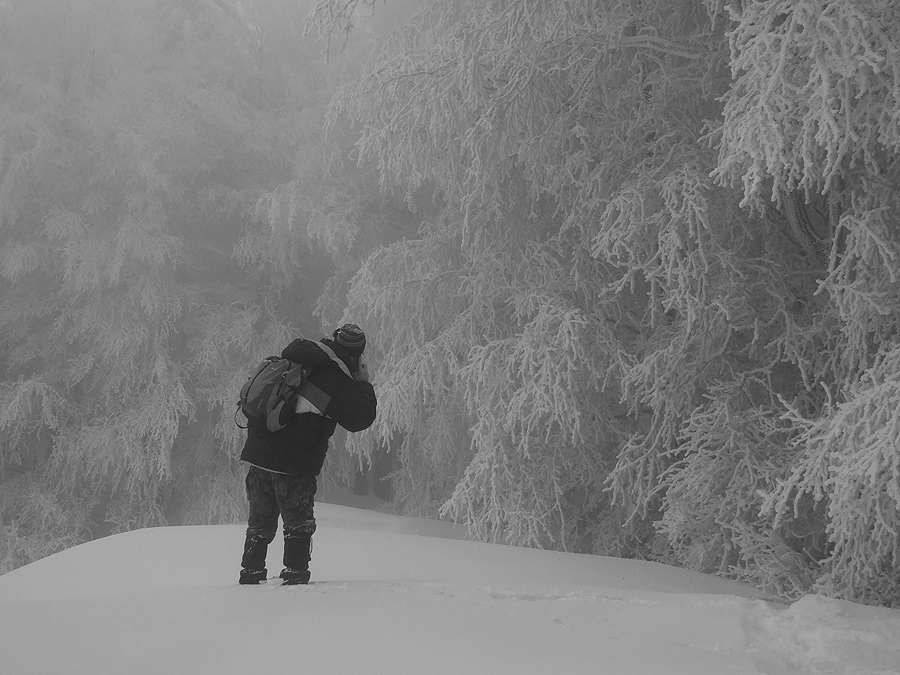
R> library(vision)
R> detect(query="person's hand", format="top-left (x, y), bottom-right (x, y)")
top-left (354, 357), bottom-right (370, 383)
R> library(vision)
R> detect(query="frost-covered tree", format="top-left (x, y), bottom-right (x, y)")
top-left (310, 0), bottom-right (900, 605)
top-left (713, 0), bottom-right (900, 606)
top-left (0, 0), bottom-right (352, 571)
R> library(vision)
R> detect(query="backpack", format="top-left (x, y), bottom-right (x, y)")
top-left (235, 357), bottom-right (310, 432)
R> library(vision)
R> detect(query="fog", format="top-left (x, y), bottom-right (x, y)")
top-left (2, 0), bottom-right (900, 610)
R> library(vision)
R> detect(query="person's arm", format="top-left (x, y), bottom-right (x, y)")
top-left (299, 365), bottom-right (376, 432)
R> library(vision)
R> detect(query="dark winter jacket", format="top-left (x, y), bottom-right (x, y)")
top-left (240, 337), bottom-right (377, 476)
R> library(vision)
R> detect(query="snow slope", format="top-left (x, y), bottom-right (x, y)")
top-left (1, 501), bottom-right (898, 675)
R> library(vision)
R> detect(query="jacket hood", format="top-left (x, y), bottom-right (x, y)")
top-left (281, 339), bottom-right (333, 367)
top-left (281, 338), bottom-right (354, 375)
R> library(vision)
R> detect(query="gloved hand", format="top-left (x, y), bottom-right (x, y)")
top-left (354, 356), bottom-right (370, 383)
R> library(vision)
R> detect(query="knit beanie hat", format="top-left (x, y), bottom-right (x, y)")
top-left (333, 323), bottom-right (366, 356)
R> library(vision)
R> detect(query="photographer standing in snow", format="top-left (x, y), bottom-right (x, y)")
top-left (238, 323), bottom-right (377, 585)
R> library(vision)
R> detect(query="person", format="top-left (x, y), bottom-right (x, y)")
top-left (238, 323), bottom-right (377, 585)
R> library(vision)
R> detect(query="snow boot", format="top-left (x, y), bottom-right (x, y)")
top-left (281, 532), bottom-right (311, 585)
top-left (279, 568), bottom-right (311, 585)
top-left (239, 535), bottom-right (269, 584)
top-left (239, 568), bottom-right (268, 585)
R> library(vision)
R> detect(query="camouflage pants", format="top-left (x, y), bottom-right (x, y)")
top-left (244, 466), bottom-right (317, 543)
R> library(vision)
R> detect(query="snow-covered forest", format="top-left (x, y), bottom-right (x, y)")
top-left (1, 0), bottom-right (899, 608)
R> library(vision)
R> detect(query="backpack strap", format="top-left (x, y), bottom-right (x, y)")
top-left (314, 341), bottom-right (353, 377)
top-left (293, 341), bottom-right (354, 416)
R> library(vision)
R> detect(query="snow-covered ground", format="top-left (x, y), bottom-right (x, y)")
top-left (1, 497), bottom-right (898, 675)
